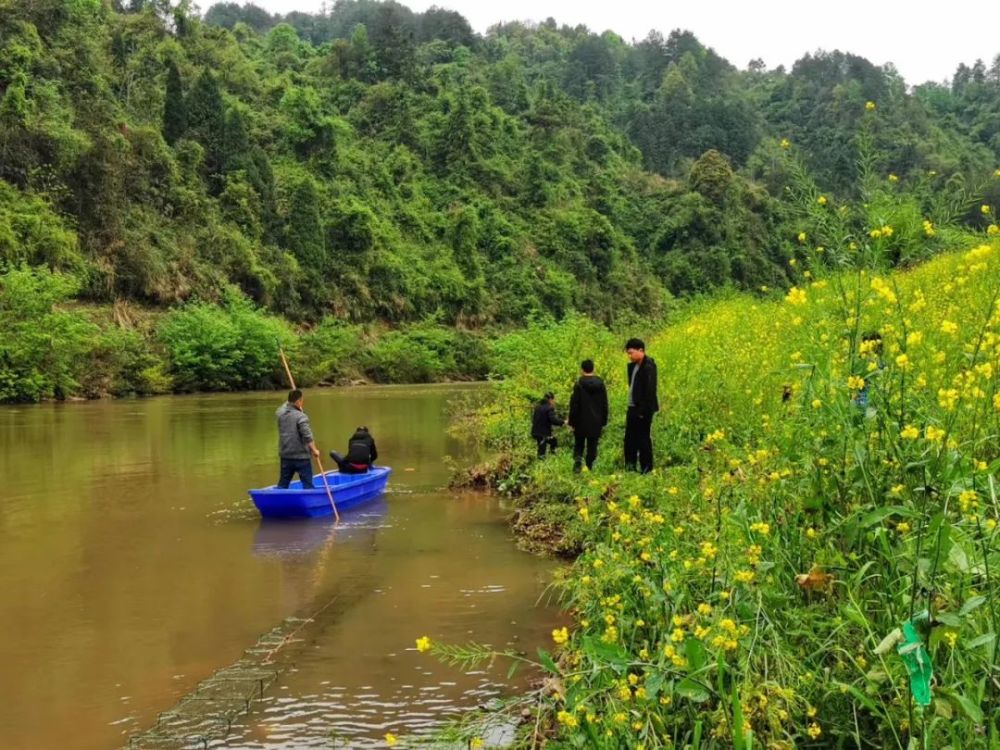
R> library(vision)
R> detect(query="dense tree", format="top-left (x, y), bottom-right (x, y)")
top-left (162, 59), bottom-right (186, 145)
top-left (0, 0), bottom-right (997, 328)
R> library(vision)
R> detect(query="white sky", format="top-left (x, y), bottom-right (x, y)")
top-left (245, 0), bottom-right (999, 86)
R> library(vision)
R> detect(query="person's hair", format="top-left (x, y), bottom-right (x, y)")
top-left (624, 338), bottom-right (645, 351)
top-left (581, 359), bottom-right (595, 373)
top-left (356, 426), bottom-right (369, 432)
top-left (862, 330), bottom-right (882, 342)
top-left (288, 388), bottom-right (303, 402)
top-left (544, 391), bottom-right (555, 401)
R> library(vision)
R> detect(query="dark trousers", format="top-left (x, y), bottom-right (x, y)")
top-left (573, 432), bottom-right (600, 471)
top-left (624, 408), bottom-right (653, 473)
top-left (535, 436), bottom-right (557, 458)
top-left (278, 458), bottom-right (314, 489)
top-left (330, 451), bottom-right (369, 475)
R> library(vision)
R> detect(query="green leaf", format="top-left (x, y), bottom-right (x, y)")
top-left (732, 682), bottom-right (746, 750)
top-left (947, 544), bottom-right (970, 573)
top-left (644, 672), bottom-right (664, 700)
top-left (860, 505), bottom-right (913, 528)
top-left (536, 647), bottom-right (558, 674)
top-left (676, 678), bottom-right (711, 703)
top-left (933, 698), bottom-right (953, 720)
top-left (836, 681), bottom-right (879, 713)
top-left (959, 595), bottom-right (987, 617)
top-left (948, 692), bottom-right (984, 724)
top-left (685, 637), bottom-right (708, 673)
top-left (580, 635), bottom-right (629, 669)
top-left (967, 632), bottom-right (996, 650)
top-left (936, 612), bottom-right (962, 627)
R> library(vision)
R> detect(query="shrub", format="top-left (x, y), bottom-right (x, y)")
top-left (158, 292), bottom-right (294, 391)
top-left (0, 267), bottom-right (95, 402)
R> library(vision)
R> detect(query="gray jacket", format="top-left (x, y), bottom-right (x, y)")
top-left (276, 402), bottom-right (315, 459)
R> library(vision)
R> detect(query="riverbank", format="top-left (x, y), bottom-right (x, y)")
top-left (448, 242), bottom-right (1000, 748)
top-left (1, 267), bottom-right (495, 403)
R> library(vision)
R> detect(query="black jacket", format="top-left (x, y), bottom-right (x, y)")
top-left (568, 375), bottom-right (609, 437)
top-left (345, 430), bottom-right (378, 465)
top-left (531, 401), bottom-right (564, 439)
top-left (626, 357), bottom-right (659, 417)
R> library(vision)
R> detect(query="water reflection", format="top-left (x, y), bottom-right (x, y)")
top-left (0, 385), bottom-right (558, 750)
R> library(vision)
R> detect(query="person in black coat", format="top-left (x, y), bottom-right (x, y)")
top-left (624, 338), bottom-right (658, 473)
top-left (531, 392), bottom-right (564, 458)
top-left (568, 359), bottom-right (608, 472)
top-left (330, 426), bottom-right (378, 474)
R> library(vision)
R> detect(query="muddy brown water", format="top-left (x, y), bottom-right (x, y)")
top-left (0, 384), bottom-right (559, 749)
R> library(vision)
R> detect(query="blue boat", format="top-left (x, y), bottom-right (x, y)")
top-left (249, 466), bottom-right (392, 519)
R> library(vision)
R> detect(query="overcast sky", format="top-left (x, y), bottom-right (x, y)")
top-left (243, 0), bottom-right (998, 86)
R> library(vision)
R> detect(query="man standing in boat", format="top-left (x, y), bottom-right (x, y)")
top-left (276, 389), bottom-right (320, 489)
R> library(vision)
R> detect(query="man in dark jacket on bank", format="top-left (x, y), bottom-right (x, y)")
top-left (624, 338), bottom-right (658, 473)
top-left (568, 359), bottom-right (608, 473)
top-left (531, 392), bottom-right (564, 459)
top-left (277, 389), bottom-right (321, 488)
top-left (330, 426), bottom-right (378, 474)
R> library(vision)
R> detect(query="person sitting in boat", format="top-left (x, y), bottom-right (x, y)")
top-left (330, 426), bottom-right (378, 474)
top-left (277, 389), bottom-right (320, 489)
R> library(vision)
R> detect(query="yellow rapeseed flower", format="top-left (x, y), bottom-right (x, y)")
top-left (988, 224), bottom-right (999, 236)
top-left (385, 733), bottom-right (398, 747)
top-left (415, 636), bottom-right (431, 653)
top-left (901, 425), bottom-right (920, 440)
top-left (848, 375), bottom-right (866, 391)
top-left (896, 521), bottom-right (911, 534)
top-left (925, 425), bottom-right (946, 442)
top-left (888, 174), bottom-right (899, 183)
top-left (865, 101), bottom-right (876, 111)
top-left (785, 286), bottom-right (806, 305)
top-left (808, 723), bottom-right (822, 739)
top-left (557, 710), bottom-right (578, 728)
top-left (958, 490), bottom-right (978, 512)
top-left (797, 232), bottom-right (807, 243)
top-left (780, 138), bottom-right (791, 149)
top-left (940, 320), bottom-right (958, 335)
top-left (817, 195), bottom-right (827, 206)
top-left (552, 626), bottom-right (569, 645)
top-left (982, 205), bottom-right (992, 215)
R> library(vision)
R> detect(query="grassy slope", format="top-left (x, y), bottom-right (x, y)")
top-left (467, 239), bottom-right (1000, 747)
